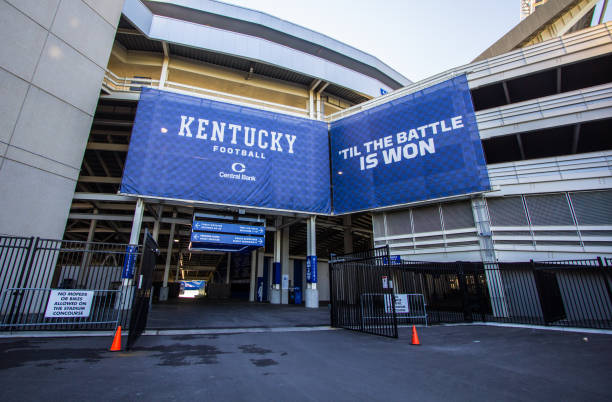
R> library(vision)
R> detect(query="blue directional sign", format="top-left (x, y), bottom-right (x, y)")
top-left (306, 255), bottom-right (317, 283)
top-left (192, 221), bottom-right (265, 235)
top-left (190, 232), bottom-right (264, 247)
top-left (121, 245), bottom-right (138, 279)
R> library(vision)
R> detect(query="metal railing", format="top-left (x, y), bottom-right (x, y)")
top-left (331, 246), bottom-right (612, 335)
top-left (0, 288), bottom-right (122, 330)
top-left (484, 259), bottom-right (612, 329)
top-left (102, 70), bottom-right (310, 118)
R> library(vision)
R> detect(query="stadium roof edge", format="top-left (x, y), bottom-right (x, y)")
top-left (122, 0), bottom-right (410, 96)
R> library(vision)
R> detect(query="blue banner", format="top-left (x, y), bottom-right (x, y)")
top-left (306, 255), bottom-right (317, 283)
top-left (190, 232), bottom-right (264, 247)
top-left (121, 88), bottom-right (331, 213)
top-left (273, 262), bottom-right (281, 285)
top-left (330, 75), bottom-right (490, 213)
top-left (193, 221), bottom-right (265, 235)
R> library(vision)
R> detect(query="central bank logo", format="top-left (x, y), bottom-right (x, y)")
top-left (231, 162), bottom-right (246, 173)
top-left (219, 162), bottom-right (256, 182)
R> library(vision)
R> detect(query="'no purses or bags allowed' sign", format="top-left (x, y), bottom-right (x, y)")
top-left (44, 290), bottom-right (94, 318)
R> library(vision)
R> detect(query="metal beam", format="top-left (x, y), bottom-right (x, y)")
top-left (73, 192), bottom-right (136, 202)
top-left (502, 81), bottom-right (512, 104)
top-left (516, 134), bottom-right (526, 160)
top-left (90, 129), bottom-right (130, 136)
top-left (571, 123), bottom-right (581, 154)
top-left (92, 119), bottom-right (133, 127)
top-left (277, 218), bottom-right (303, 230)
top-left (68, 212), bottom-right (191, 225)
top-left (78, 176), bottom-right (122, 183)
top-left (94, 150), bottom-right (112, 177)
top-left (86, 142), bottom-right (129, 152)
top-left (116, 28), bottom-right (143, 36)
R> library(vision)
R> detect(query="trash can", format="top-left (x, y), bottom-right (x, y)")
top-left (294, 287), bottom-right (302, 305)
top-left (289, 287), bottom-right (295, 304)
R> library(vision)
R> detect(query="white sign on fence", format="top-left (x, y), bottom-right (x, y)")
top-left (44, 290), bottom-right (94, 318)
top-left (384, 294), bottom-right (410, 314)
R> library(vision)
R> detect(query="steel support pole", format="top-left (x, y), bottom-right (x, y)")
top-left (471, 197), bottom-right (508, 317)
top-left (118, 198), bottom-right (145, 309)
top-left (79, 209), bottom-right (98, 287)
top-left (159, 210), bottom-right (177, 301)
top-left (270, 217), bottom-right (282, 304)
top-left (152, 205), bottom-right (163, 242)
top-left (225, 252), bottom-right (231, 284)
top-left (281, 225), bottom-right (290, 304)
top-left (343, 215), bottom-right (353, 254)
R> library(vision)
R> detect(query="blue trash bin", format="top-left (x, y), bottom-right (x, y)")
top-left (294, 287), bottom-right (302, 304)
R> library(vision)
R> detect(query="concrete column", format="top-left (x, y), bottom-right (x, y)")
top-left (249, 249), bottom-right (257, 302)
top-left (225, 252), bottom-right (232, 284)
top-left (343, 215), bottom-right (353, 254)
top-left (118, 198), bottom-right (145, 309)
top-left (270, 218), bottom-right (282, 304)
top-left (256, 249), bottom-right (264, 301)
top-left (152, 205), bottom-right (163, 242)
top-left (305, 216), bottom-right (319, 308)
top-left (159, 210), bottom-right (177, 301)
top-left (281, 224), bottom-right (290, 304)
top-left (471, 197), bottom-right (508, 317)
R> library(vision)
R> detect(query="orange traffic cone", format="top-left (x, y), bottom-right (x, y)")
top-left (411, 325), bottom-right (420, 345)
top-left (110, 326), bottom-right (122, 351)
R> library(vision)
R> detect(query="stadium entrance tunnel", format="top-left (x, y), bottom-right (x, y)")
top-left (123, 210), bottom-right (373, 330)
top-left (146, 247), bottom-right (330, 330)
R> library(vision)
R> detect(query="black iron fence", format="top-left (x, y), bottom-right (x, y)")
top-left (330, 246), bottom-right (612, 335)
top-left (0, 235), bottom-right (148, 331)
top-left (485, 259), bottom-right (612, 329)
top-left (391, 260), bottom-right (489, 325)
top-left (330, 247), bottom-right (398, 338)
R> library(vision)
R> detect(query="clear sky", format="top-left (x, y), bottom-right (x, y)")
top-left (218, 0), bottom-right (611, 83)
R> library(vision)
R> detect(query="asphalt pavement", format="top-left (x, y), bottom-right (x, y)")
top-left (1, 325), bottom-right (610, 401)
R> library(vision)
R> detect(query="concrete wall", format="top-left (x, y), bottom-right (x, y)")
top-left (0, 0), bottom-right (124, 238)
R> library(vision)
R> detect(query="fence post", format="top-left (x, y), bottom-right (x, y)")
top-left (457, 263), bottom-right (472, 322)
top-left (597, 257), bottom-right (612, 315)
top-left (472, 263), bottom-right (487, 322)
top-left (329, 253), bottom-right (336, 328)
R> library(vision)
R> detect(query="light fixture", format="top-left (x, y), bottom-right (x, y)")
top-left (338, 171), bottom-right (343, 175)
top-left (160, 127), bottom-right (168, 133)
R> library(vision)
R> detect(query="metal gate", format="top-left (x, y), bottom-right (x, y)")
top-left (0, 236), bottom-right (141, 331)
top-left (126, 230), bottom-right (159, 349)
top-left (330, 246), bottom-right (398, 338)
